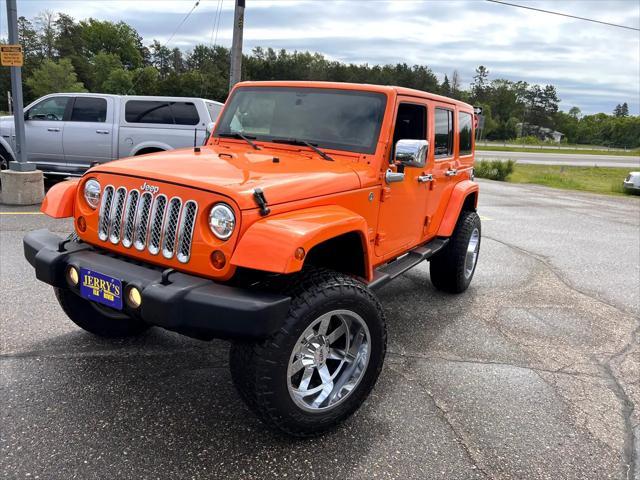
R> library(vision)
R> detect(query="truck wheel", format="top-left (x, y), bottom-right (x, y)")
top-left (230, 269), bottom-right (387, 437)
top-left (54, 288), bottom-right (150, 338)
top-left (429, 210), bottom-right (481, 293)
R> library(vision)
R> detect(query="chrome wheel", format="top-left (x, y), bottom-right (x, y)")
top-left (287, 309), bottom-right (371, 412)
top-left (464, 227), bottom-right (480, 279)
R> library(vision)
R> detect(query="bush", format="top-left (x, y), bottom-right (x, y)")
top-left (474, 160), bottom-right (515, 181)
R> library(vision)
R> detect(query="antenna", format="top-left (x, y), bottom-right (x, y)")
top-left (194, 128), bottom-right (201, 153)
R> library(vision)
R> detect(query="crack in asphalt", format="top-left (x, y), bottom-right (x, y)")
top-left (387, 363), bottom-right (492, 480)
top-left (482, 235), bottom-right (639, 480)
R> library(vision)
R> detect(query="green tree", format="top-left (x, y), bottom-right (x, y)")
top-left (25, 58), bottom-right (87, 97)
top-left (79, 19), bottom-right (144, 68)
top-left (35, 10), bottom-right (57, 59)
top-left (101, 69), bottom-right (133, 94)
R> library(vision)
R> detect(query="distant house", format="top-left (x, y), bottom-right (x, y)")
top-left (516, 123), bottom-right (564, 143)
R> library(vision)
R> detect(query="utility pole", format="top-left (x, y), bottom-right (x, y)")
top-left (229, 0), bottom-right (245, 90)
top-left (5, 0), bottom-right (31, 171)
top-left (1, 0), bottom-right (43, 206)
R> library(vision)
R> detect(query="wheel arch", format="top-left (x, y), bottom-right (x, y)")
top-left (230, 205), bottom-right (373, 280)
top-left (436, 180), bottom-right (480, 237)
top-left (0, 138), bottom-right (15, 164)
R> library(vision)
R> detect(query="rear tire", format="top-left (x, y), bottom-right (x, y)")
top-left (429, 210), bottom-right (481, 293)
top-left (230, 269), bottom-right (387, 437)
top-left (54, 288), bottom-right (150, 338)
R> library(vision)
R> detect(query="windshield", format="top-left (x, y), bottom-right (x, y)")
top-left (214, 87), bottom-right (387, 154)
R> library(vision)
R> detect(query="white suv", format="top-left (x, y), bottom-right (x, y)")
top-left (0, 93), bottom-right (223, 176)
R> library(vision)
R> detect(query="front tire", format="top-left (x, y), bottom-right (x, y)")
top-left (429, 210), bottom-right (481, 293)
top-left (230, 269), bottom-right (387, 437)
top-left (54, 288), bottom-right (150, 338)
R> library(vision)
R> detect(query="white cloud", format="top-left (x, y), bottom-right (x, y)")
top-left (1, 0), bottom-right (638, 114)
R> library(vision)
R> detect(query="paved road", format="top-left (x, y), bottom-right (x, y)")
top-left (477, 150), bottom-right (640, 168)
top-left (1, 181), bottom-right (639, 479)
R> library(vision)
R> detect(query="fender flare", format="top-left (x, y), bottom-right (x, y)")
top-left (231, 205), bottom-right (371, 278)
top-left (0, 137), bottom-right (16, 161)
top-left (437, 180), bottom-right (480, 237)
top-left (41, 179), bottom-right (80, 218)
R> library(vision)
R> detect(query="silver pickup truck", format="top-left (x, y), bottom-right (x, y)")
top-left (0, 93), bottom-right (223, 177)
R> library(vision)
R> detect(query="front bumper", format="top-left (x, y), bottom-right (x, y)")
top-left (623, 181), bottom-right (640, 192)
top-left (23, 229), bottom-right (291, 340)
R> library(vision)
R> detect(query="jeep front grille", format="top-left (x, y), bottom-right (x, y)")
top-left (97, 185), bottom-right (197, 263)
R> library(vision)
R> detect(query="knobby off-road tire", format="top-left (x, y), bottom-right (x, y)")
top-left (230, 269), bottom-right (387, 437)
top-left (430, 210), bottom-right (481, 293)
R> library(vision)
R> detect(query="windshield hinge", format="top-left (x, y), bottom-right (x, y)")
top-left (253, 188), bottom-right (271, 216)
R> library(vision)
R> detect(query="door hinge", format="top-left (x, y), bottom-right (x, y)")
top-left (374, 233), bottom-right (386, 246)
top-left (380, 187), bottom-right (391, 202)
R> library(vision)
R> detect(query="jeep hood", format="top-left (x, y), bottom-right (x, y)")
top-left (92, 146), bottom-right (364, 210)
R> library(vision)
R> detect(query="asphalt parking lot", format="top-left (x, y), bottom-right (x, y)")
top-left (1, 180), bottom-right (639, 480)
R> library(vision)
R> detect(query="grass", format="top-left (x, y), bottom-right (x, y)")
top-left (476, 145), bottom-right (640, 157)
top-left (506, 164), bottom-right (635, 196)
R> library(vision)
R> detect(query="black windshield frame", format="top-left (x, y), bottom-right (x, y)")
top-left (214, 87), bottom-right (388, 155)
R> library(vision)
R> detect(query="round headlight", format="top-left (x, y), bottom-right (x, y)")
top-left (209, 203), bottom-right (235, 240)
top-left (84, 178), bottom-right (101, 209)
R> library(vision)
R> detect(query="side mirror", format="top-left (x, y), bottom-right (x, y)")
top-left (395, 139), bottom-right (428, 168)
top-left (23, 111), bottom-right (29, 121)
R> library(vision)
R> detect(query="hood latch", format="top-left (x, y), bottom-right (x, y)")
top-left (253, 188), bottom-right (271, 216)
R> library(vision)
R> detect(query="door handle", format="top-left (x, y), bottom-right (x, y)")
top-left (96, 129), bottom-right (110, 134)
top-left (445, 169), bottom-right (458, 176)
top-left (417, 174), bottom-right (433, 183)
top-left (47, 127), bottom-right (60, 132)
top-left (385, 168), bottom-right (405, 184)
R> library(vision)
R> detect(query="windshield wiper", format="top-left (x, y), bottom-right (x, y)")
top-left (217, 132), bottom-right (261, 150)
top-left (271, 138), bottom-right (334, 161)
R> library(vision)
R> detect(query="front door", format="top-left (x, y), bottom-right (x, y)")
top-left (375, 99), bottom-right (432, 259)
top-left (64, 96), bottom-right (113, 171)
top-left (24, 96), bottom-right (70, 167)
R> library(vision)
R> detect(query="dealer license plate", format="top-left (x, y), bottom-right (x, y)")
top-left (79, 268), bottom-right (123, 310)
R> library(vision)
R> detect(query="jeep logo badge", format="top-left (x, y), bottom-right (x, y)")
top-left (140, 182), bottom-right (160, 194)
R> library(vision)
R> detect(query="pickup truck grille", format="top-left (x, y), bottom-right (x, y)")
top-left (98, 185), bottom-right (198, 263)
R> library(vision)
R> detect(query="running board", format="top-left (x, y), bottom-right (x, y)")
top-left (368, 238), bottom-right (449, 291)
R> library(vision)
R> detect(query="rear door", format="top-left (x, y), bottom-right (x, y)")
top-left (63, 96), bottom-right (114, 170)
top-left (424, 104), bottom-right (457, 238)
top-left (24, 96), bottom-right (70, 167)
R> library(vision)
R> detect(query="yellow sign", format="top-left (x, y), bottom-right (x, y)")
top-left (0, 45), bottom-right (23, 67)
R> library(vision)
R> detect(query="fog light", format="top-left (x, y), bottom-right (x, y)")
top-left (126, 287), bottom-right (142, 309)
top-left (66, 266), bottom-right (79, 286)
top-left (294, 247), bottom-right (306, 261)
top-left (77, 216), bottom-right (86, 232)
top-left (211, 250), bottom-right (226, 269)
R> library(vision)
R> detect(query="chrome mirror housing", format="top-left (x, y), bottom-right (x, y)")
top-left (395, 139), bottom-right (429, 168)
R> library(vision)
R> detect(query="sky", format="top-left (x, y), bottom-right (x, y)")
top-left (1, 0), bottom-right (639, 115)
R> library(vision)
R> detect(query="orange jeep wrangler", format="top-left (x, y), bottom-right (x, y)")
top-left (24, 81), bottom-right (480, 436)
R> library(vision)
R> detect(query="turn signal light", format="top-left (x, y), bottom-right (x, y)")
top-left (294, 247), bottom-right (306, 261)
top-left (77, 216), bottom-right (87, 232)
top-left (211, 250), bottom-right (226, 269)
top-left (66, 266), bottom-right (79, 286)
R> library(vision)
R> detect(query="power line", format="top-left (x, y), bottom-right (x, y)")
top-left (127, 0), bottom-right (201, 94)
top-left (486, 0), bottom-right (640, 32)
top-left (202, 0), bottom-right (225, 97)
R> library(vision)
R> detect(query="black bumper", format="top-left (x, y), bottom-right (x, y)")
top-left (23, 229), bottom-right (291, 340)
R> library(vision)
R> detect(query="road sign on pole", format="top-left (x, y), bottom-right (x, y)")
top-left (0, 45), bottom-right (23, 67)
top-left (4, 0), bottom-right (33, 171)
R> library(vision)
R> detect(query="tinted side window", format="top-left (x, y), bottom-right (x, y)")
top-left (27, 97), bottom-right (69, 121)
top-left (206, 102), bottom-right (222, 121)
top-left (393, 103), bottom-right (427, 146)
top-left (435, 108), bottom-right (454, 158)
top-left (70, 97), bottom-right (107, 122)
top-left (125, 101), bottom-right (173, 124)
top-left (459, 112), bottom-right (473, 155)
top-left (170, 102), bottom-right (199, 125)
